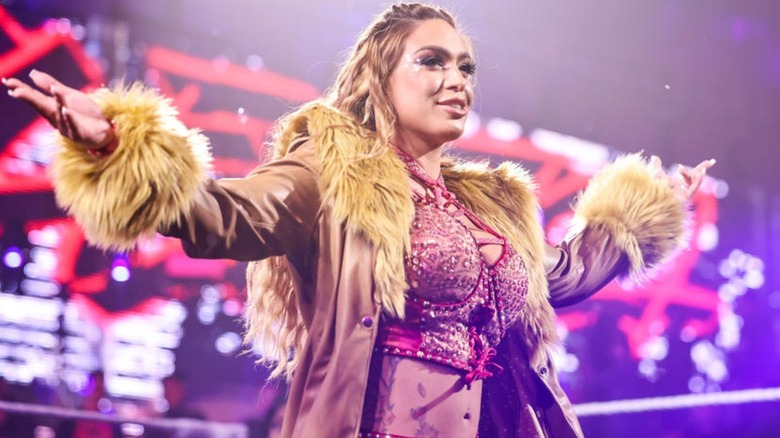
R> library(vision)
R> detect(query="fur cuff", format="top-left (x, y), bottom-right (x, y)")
top-left (570, 153), bottom-right (689, 283)
top-left (49, 83), bottom-right (212, 251)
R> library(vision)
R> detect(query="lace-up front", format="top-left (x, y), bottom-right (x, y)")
top-left (375, 146), bottom-right (530, 385)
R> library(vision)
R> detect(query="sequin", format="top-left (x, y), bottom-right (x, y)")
top-left (376, 146), bottom-right (530, 381)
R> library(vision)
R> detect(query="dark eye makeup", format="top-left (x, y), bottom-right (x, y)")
top-left (415, 52), bottom-right (476, 77)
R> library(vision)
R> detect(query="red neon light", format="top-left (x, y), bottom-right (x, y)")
top-left (146, 46), bottom-right (320, 102)
top-left (0, 7), bottom-right (30, 44)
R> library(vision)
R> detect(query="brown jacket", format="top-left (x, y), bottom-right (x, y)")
top-left (52, 90), bottom-right (688, 438)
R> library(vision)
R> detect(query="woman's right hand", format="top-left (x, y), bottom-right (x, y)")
top-left (3, 69), bottom-right (115, 150)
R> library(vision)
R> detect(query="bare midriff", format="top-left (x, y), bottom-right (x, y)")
top-left (361, 354), bottom-right (482, 438)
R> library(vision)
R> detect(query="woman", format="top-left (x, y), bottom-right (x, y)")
top-left (3, 3), bottom-right (713, 438)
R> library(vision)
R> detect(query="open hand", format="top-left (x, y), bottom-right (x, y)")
top-left (3, 70), bottom-right (115, 150)
top-left (649, 155), bottom-right (716, 202)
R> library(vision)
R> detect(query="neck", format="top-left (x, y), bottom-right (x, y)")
top-left (392, 133), bottom-right (443, 179)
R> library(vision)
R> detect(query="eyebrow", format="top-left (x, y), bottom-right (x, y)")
top-left (414, 45), bottom-right (474, 62)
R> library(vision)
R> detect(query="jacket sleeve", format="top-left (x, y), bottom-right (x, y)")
top-left (162, 151), bottom-right (321, 263)
top-left (545, 153), bottom-right (689, 308)
top-left (49, 83), bottom-right (321, 262)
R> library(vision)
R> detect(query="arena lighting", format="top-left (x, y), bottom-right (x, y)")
top-left (638, 359), bottom-right (659, 381)
top-left (529, 128), bottom-right (611, 174)
top-left (0, 326), bottom-right (22, 343)
top-left (713, 179), bottom-right (729, 198)
top-left (111, 256), bottom-right (131, 282)
top-left (245, 54), bottom-right (264, 71)
top-left (62, 352), bottom-right (98, 370)
top-left (222, 298), bottom-right (242, 317)
top-left (197, 305), bottom-right (216, 325)
top-left (110, 315), bottom-right (185, 349)
top-left (106, 345), bottom-right (174, 376)
top-left (486, 117), bottom-right (523, 141)
top-left (215, 331), bottom-right (242, 356)
top-left (198, 284), bottom-right (222, 325)
top-left (573, 387), bottom-right (780, 416)
top-left (0, 293), bottom-right (63, 328)
top-left (121, 424), bottom-right (145, 437)
top-left (640, 336), bottom-right (670, 361)
top-left (111, 265), bottom-right (131, 282)
top-left (106, 375), bottom-right (162, 399)
top-left (20, 278), bottom-right (60, 297)
top-left (697, 223), bottom-right (719, 251)
top-left (63, 303), bottom-right (102, 340)
top-left (2, 246), bottom-right (23, 268)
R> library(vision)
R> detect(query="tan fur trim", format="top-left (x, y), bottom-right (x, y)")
top-left (444, 160), bottom-right (558, 362)
top-left (309, 104), bottom-right (414, 318)
top-left (248, 102), bottom-right (414, 321)
top-left (570, 153), bottom-right (688, 284)
top-left (49, 83), bottom-right (212, 251)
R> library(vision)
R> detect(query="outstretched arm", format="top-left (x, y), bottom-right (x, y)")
top-left (4, 71), bottom-right (321, 263)
top-left (546, 154), bottom-right (715, 308)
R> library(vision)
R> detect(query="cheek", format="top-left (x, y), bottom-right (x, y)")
top-left (393, 79), bottom-right (436, 119)
top-left (400, 70), bottom-right (442, 99)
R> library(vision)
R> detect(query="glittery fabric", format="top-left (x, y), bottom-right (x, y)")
top-left (376, 147), bottom-right (530, 384)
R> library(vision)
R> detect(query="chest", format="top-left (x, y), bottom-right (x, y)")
top-left (404, 192), bottom-right (529, 344)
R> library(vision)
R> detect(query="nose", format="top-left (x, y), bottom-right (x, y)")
top-left (442, 65), bottom-right (468, 91)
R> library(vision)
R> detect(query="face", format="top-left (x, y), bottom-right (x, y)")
top-left (387, 19), bottom-right (475, 150)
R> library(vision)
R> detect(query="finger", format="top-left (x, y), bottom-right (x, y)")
top-left (51, 84), bottom-right (68, 117)
top-left (4, 77), bottom-right (58, 122)
top-left (28, 69), bottom-right (79, 98)
top-left (58, 105), bottom-right (75, 140)
top-left (679, 167), bottom-right (693, 186)
top-left (693, 158), bottom-right (717, 173)
top-left (51, 96), bottom-right (68, 138)
top-left (687, 171), bottom-right (706, 197)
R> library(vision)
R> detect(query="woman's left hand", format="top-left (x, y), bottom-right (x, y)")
top-left (649, 155), bottom-right (717, 202)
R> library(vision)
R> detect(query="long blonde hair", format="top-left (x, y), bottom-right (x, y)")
top-left (328, 3), bottom-right (458, 153)
top-left (243, 3), bottom-right (463, 380)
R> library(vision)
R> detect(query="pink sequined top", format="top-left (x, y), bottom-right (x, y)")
top-left (375, 148), bottom-right (530, 385)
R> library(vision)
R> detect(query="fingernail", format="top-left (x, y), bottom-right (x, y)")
top-left (29, 69), bottom-right (38, 78)
top-left (50, 84), bottom-right (56, 94)
top-left (61, 106), bottom-right (68, 116)
top-left (7, 89), bottom-right (15, 97)
top-left (1, 77), bottom-right (7, 85)
top-left (709, 159), bottom-right (717, 165)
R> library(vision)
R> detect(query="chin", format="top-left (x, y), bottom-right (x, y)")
top-left (441, 124), bottom-right (466, 142)
top-left (427, 130), bottom-right (463, 146)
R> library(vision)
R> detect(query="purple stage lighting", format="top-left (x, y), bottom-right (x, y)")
top-left (111, 256), bottom-right (131, 282)
top-left (3, 247), bottom-right (23, 268)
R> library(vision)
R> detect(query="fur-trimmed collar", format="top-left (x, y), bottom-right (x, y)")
top-left (254, 102), bottom-right (558, 362)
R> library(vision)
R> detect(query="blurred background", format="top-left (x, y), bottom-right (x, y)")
top-left (0, 0), bottom-right (778, 437)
